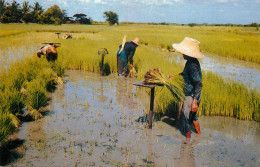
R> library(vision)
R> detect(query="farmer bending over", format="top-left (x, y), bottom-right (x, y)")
top-left (37, 45), bottom-right (59, 62)
top-left (172, 37), bottom-right (204, 139)
top-left (117, 37), bottom-right (140, 76)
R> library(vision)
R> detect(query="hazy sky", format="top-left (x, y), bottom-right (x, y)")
top-left (12, 0), bottom-right (260, 24)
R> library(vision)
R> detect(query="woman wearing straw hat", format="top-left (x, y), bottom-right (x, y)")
top-left (172, 37), bottom-right (204, 139)
top-left (117, 37), bottom-right (140, 76)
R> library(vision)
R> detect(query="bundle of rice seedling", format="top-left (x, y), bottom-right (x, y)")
top-left (28, 109), bottom-right (43, 120)
top-left (144, 68), bottom-right (185, 102)
top-left (129, 67), bottom-right (137, 78)
top-left (144, 68), bottom-right (166, 85)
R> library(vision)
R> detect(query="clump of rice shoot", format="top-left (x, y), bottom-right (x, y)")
top-left (129, 67), bottom-right (137, 78)
top-left (144, 68), bottom-right (184, 102)
top-left (28, 109), bottom-right (43, 120)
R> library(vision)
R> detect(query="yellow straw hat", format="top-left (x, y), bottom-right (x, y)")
top-left (131, 37), bottom-right (140, 46)
top-left (172, 37), bottom-right (205, 59)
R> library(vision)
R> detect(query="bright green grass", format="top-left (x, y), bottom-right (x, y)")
top-left (0, 56), bottom-right (64, 146)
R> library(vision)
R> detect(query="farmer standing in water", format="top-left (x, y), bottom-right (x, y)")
top-left (117, 36), bottom-right (140, 76)
top-left (172, 37), bottom-right (204, 140)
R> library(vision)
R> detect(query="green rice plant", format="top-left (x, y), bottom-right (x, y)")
top-left (25, 79), bottom-right (50, 111)
top-left (50, 61), bottom-right (65, 77)
top-left (0, 88), bottom-right (24, 115)
top-left (0, 112), bottom-right (15, 147)
top-left (9, 113), bottom-right (21, 128)
top-left (35, 67), bottom-right (57, 90)
top-left (198, 72), bottom-right (260, 121)
top-left (143, 68), bottom-right (185, 103)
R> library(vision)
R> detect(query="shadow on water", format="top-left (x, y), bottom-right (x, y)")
top-left (0, 139), bottom-right (25, 166)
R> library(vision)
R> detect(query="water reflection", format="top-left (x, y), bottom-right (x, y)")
top-left (116, 77), bottom-right (136, 110)
top-left (97, 76), bottom-right (108, 103)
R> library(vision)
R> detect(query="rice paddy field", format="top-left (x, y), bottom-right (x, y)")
top-left (0, 23), bottom-right (260, 166)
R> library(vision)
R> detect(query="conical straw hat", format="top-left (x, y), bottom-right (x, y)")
top-left (172, 37), bottom-right (205, 59)
top-left (131, 37), bottom-right (140, 46)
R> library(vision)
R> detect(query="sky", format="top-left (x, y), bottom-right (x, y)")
top-left (11, 0), bottom-right (260, 24)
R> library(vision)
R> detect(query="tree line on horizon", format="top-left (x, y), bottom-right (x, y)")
top-left (0, 0), bottom-right (258, 27)
top-left (0, 0), bottom-right (119, 25)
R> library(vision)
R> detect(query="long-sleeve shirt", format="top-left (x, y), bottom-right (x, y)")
top-left (120, 42), bottom-right (137, 65)
top-left (180, 57), bottom-right (202, 100)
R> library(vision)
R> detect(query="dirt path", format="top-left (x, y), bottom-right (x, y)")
top-left (3, 70), bottom-right (260, 166)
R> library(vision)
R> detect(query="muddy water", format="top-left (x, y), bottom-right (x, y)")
top-left (4, 70), bottom-right (260, 167)
top-left (0, 45), bottom-right (38, 66)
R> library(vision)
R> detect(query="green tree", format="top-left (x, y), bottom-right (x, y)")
top-left (0, 0), bottom-right (6, 22)
top-left (42, 5), bottom-right (64, 25)
top-left (1, 0), bottom-right (22, 23)
top-left (21, 1), bottom-right (32, 23)
top-left (73, 13), bottom-right (91, 24)
top-left (103, 11), bottom-right (118, 25)
top-left (22, 1), bottom-right (30, 14)
top-left (32, 2), bottom-right (43, 23)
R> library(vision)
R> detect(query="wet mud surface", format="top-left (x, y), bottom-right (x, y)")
top-left (3, 70), bottom-right (260, 167)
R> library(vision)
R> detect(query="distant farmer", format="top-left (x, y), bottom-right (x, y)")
top-left (62, 33), bottom-right (72, 39)
top-left (37, 44), bottom-right (60, 62)
top-left (172, 37), bottom-right (204, 139)
top-left (117, 36), bottom-right (140, 76)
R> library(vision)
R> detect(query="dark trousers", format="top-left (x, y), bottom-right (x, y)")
top-left (117, 53), bottom-right (127, 75)
top-left (182, 96), bottom-right (199, 133)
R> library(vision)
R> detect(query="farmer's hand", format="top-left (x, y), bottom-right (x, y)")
top-left (130, 64), bottom-right (133, 69)
top-left (168, 75), bottom-right (174, 79)
top-left (191, 100), bottom-right (198, 113)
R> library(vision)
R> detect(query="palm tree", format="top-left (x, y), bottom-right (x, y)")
top-left (22, 1), bottom-right (32, 23)
top-left (32, 2), bottom-right (43, 23)
top-left (22, 1), bottom-right (30, 14)
top-left (1, 0), bottom-right (22, 23)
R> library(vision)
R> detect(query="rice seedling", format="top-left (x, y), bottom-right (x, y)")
top-left (27, 109), bottom-right (43, 121)
top-left (143, 68), bottom-right (185, 102)
top-left (25, 79), bottom-right (50, 111)
top-left (0, 112), bottom-right (15, 146)
top-left (0, 88), bottom-right (24, 115)
top-left (9, 113), bottom-right (22, 128)
top-left (0, 55), bottom-right (63, 144)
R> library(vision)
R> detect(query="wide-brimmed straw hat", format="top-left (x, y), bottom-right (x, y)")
top-left (172, 37), bottom-right (205, 59)
top-left (131, 37), bottom-right (140, 46)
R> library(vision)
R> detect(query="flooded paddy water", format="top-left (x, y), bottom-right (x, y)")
top-left (3, 70), bottom-right (260, 167)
